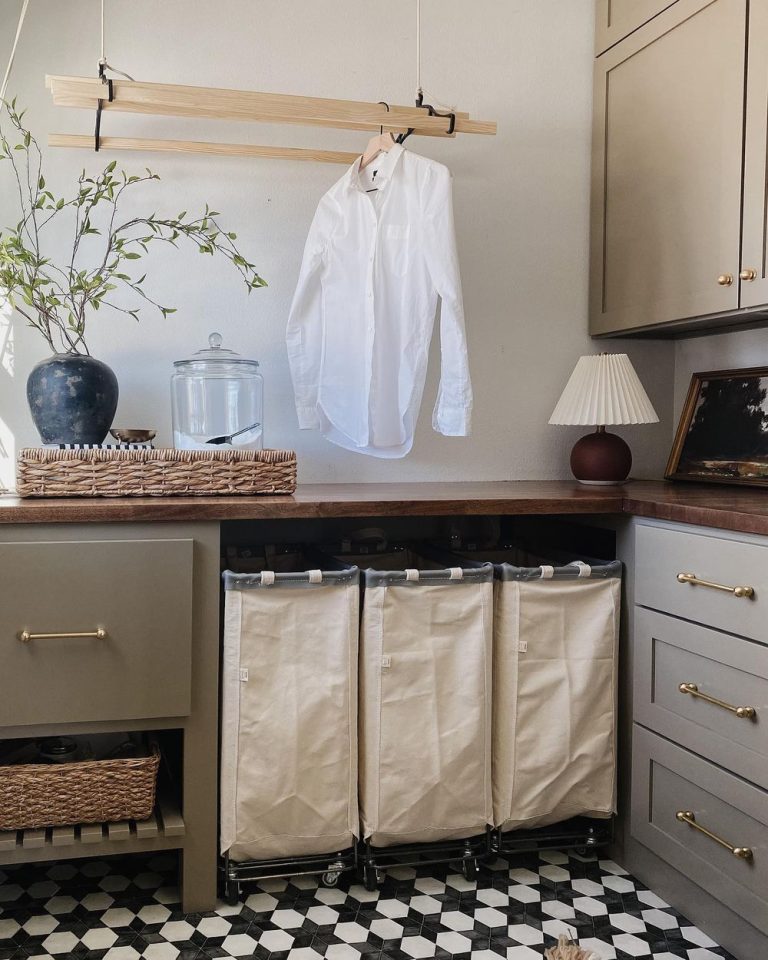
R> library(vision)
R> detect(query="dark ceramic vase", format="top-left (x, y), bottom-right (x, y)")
top-left (26, 354), bottom-right (119, 444)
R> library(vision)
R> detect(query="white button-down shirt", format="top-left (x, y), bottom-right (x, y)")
top-left (286, 144), bottom-right (472, 458)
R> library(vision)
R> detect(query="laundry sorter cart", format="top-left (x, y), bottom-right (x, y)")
top-left (220, 555), bottom-right (360, 902)
top-left (322, 542), bottom-right (494, 889)
top-left (425, 543), bottom-right (621, 857)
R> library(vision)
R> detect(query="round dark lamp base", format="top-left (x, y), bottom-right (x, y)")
top-left (570, 429), bottom-right (632, 484)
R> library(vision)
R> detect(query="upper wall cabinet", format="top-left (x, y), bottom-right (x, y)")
top-left (742, 0), bottom-right (768, 308)
top-left (590, 0), bottom-right (768, 336)
top-left (594, 0), bottom-right (680, 54)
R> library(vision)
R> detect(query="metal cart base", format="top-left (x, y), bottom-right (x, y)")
top-left (360, 830), bottom-right (492, 890)
top-left (493, 816), bottom-right (614, 858)
top-left (221, 848), bottom-right (357, 904)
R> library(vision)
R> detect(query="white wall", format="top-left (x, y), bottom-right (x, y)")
top-left (674, 328), bottom-right (768, 419)
top-left (0, 0), bottom-right (675, 488)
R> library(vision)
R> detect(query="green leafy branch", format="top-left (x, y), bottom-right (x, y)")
top-left (0, 99), bottom-right (266, 355)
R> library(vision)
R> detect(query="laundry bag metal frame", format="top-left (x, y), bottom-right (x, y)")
top-left (427, 543), bottom-right (621, 857)
top-left (325, 545), bottom-right (494, 889)
top-left (220, 563), bottom-right (360, 902)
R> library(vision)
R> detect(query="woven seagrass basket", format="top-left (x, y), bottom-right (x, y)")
top-left (0, 742), bottom-right (161, 831)
top-left (16, 447), bottom-right (297, 498)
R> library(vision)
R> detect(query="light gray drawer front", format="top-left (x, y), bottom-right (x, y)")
top-left (0, 539), bottom-right (193, 726)
top-left (634, 607), bottom-right (768, 789)
top-left (635, 524), bottom-right (765, 640)
top-left (632, 726), bottom-right (768, 934)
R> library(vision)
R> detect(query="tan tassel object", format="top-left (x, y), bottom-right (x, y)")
top-left (544, 933), bottom-right (597, 960)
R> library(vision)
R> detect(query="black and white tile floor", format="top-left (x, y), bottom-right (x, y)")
top-left (0, 850), bottom-right (736, 960)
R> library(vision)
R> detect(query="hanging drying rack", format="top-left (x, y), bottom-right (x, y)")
top-left (46, 76), bottom-right (496, 164)
top-left (42, 0), bottom-right (496, 164)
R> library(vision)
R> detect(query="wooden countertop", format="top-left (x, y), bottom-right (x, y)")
top-left (0, 479), bottom-right (766, 535)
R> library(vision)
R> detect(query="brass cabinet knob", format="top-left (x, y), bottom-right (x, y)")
top-left (717, 274), bottom-right (734, 286)
top-left (740, 268), bottom-right (757, 281)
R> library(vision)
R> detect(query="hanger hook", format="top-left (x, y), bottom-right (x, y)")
top-left (377, 100), bottom-right (390, 137)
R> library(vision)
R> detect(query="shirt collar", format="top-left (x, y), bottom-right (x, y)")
top-left (346, 142), bottom-right (405, 193)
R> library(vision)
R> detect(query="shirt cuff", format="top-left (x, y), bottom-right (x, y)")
top-left (296, 404), bottom-right (321, 430)
top-left (433, 405), bottom-right (471, 436)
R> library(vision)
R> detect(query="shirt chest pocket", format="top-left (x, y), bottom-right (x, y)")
top-left (380, 224), bottom-right (411, 278)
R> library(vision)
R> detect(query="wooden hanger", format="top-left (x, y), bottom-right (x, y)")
top-left (360, 131), bottom-right (396, 171)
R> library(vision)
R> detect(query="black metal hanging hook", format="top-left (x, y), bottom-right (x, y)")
top-left (397, 90), bottom-right (456, 145)
top-left (94, 60), bottom-right (113, 152)
top-left (377, 100), bottom-right (390, 136)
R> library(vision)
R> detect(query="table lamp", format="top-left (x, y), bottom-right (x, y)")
top-left (549, 353), bottom-right (659, 484)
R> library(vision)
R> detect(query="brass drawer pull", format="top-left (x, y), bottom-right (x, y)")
top-left (676, 810), bottom-right (753, 861)
top-left (678, 682), bottom-right (756, 720)
top-left (677, 572), bottom-right (754, 599)
top-left (18, 628), bottom-right (107, 643)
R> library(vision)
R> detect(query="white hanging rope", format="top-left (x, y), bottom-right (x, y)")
top-left (1, 0), bottom-right (30, 103)
top-left (99, 0), bottom-right (135, 81)
top-left (415, 0), bottom-right (422, 98)
top-left (412, 0), bottom-right (456, 113)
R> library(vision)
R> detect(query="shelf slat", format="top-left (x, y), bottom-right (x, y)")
top-left (0, 798), bottom-right (185, 866)
top-left (0, 831), bottom-right (18, 852)
top-left (107, 821), bottom-right (132, 841)
top-left (80, 823), bottom-right (105, 843)
top-left (135, 810), bottom-right (160, 839)
top-left (52, 826), bottom-right (76, 847)
top-left (22, 829), bottom-right (46, 849)
top-left (158, 793), bottom-right (185, 838)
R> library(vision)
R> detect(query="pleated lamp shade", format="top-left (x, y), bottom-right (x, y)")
top-left (549, 353), bottom-right (659, 426)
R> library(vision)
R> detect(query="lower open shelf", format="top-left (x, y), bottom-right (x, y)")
top-left (0, 792), bottom-right (185, 865)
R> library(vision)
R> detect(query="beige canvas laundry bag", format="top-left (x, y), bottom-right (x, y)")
top-left (358, 563), bottom-right (494, 847)
top-left (220, 567), bottom-right (360, 862)
top-left (492, 560), bottom-right (621, 831)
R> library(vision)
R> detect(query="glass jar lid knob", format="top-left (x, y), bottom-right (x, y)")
top-left (208, 332), bottom-right (223, 350)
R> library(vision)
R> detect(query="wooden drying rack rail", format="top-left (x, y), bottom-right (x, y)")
top-left (46, 75), bottom-right (497, 164)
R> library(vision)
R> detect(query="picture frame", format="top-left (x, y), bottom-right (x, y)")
top-left (666, 366), bottom-right (768, 487)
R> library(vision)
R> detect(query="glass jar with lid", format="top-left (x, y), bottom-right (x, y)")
top-left (171, 332), bottom-right (263, 450)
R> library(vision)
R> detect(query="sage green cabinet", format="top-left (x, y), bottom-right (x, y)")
top-left (594, 0), bottom-right (680, 54)
top-left (741, 0), bottom-right (768, 307)
top-left (0, 538), bottom-right (193, 726)
top-left (590, 0), bottom-right (746, 335)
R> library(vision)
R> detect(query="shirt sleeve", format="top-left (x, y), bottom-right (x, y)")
top-left (422, 163), bottom-right (473, 437)
top-left (286, 196), bottom-right (333, 429)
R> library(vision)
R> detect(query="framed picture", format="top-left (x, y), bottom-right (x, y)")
top-left (666, 366), bottom-right (768, 487)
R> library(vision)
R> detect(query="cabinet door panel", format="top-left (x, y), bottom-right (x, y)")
top-left (595, 0), bottom-right (680, 55)
top-left (590, 0), bottom-right (744, 335)
top-left (0, 538), bottom-right (193, 725)
top-left (741, 0), bottom-right (768, 307)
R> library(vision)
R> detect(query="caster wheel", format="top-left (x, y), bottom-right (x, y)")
top-left (363, 864), bottom-right (379, 892)
top-left (462, 858), bottom-right (478, 882)
top-left (322, 870), bottom-right (341, 888)
top-left (575, 846), bottom-right (588, 856)
top-left (225, 879), bottom-right (240, 905)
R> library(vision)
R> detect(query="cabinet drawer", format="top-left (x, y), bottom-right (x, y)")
top-left (635, 523), bottom-right (765, 640)
top-left (632, 726), bottom-right (768, 935)
top-left (0, 538), bottom-right (193, 726)
top-left (634, 607), bottom-right (768, 789)
top-left (595, 0), bottom-right (679, 54)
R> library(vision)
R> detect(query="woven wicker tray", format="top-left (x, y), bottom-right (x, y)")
top-left (17, 447), bottom-right (297, 498)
